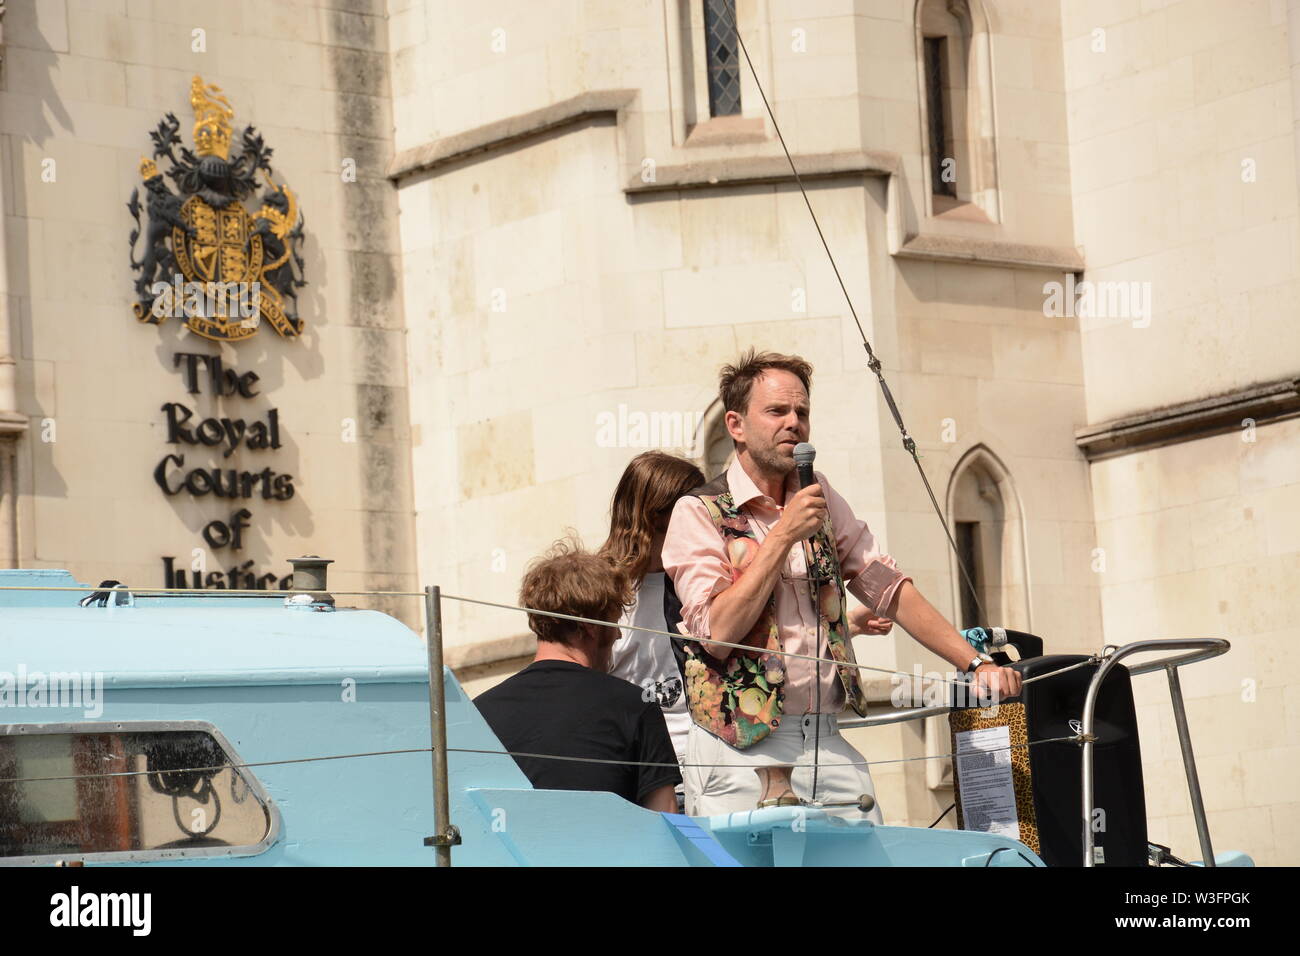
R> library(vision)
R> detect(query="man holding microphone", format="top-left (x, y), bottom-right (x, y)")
top-left (662, 349), bottom-right (1021, 817)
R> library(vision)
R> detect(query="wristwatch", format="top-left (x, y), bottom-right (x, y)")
top-left (965, 652), bottom-right (994, 673)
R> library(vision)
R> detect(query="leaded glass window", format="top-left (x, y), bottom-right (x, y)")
top-left (704, 0), bottom-right (742, 117)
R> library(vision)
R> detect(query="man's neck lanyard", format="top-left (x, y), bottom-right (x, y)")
top-left (801, 530), bottom-right (835, 803)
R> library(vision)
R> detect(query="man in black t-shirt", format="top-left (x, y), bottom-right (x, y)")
top-left (474, 540), bottom-right (681, 812)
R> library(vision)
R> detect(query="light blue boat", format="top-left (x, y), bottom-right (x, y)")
top-left (0, 569), bottom-right (1246, 867)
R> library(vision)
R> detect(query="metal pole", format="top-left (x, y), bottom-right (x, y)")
top-left (1079, 654), bottom-right (1119, 868)
top-left (1078, 639), bottom-right (1228, 867)
top-left (1081, 719), bottom-right (1096, 867)
top-left (424, 584), bottom-right (455, 866)
top-left (1166, 665), bottom-right (1215, 867)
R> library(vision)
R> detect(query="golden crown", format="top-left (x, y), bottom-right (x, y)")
top-left (190, 75), bottom-right (234, 160)
top-left (139, 156), bottom-right (158, 179)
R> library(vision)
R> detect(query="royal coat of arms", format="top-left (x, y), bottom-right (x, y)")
top-left (128, 76), bottom-right (307, 342)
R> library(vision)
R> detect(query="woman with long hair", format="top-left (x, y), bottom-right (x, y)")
top-left (599, 451), bottom-right (706, 773)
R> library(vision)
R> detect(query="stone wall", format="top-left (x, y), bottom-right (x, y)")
top-left (1062, 0), bottom-right (1299, 864)
top-left (0, 0), bottom-right (418, 625)
top-left (1089, 420), bottom-right (1300, 866)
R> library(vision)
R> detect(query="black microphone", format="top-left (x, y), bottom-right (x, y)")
top-left (793, 442), bottom-right (817, 489)
top-left (793, 443), bottom-right (821, 543)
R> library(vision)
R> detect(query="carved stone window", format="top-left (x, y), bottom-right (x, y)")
top-left (945, 445), bottom-right (1029, 631)
top-left (694, 399), bottom-right (734, 481)
top-left (704, 0), bottom-right (742, 117)
top-left (924, 35), bottom-right (957, 199)
top-left (916, 0), bottom-right (1000, 220)
top-left (670, 0), bottom-right (768, 145)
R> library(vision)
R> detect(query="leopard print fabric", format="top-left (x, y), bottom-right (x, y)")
top-left (948, 702), bottom-right (1040, 854)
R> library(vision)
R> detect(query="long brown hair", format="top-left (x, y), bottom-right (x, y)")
top-left (600, 451), bottom-right (705, 583)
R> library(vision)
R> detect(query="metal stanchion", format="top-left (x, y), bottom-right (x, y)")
top-left (1167, 665), bottom-right (1215, 867)
top-left (422, 584), bottom-right (460, 865)
top-left (1080, 638), bottom-right (1228, 867)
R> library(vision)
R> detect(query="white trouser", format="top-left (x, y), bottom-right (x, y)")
top-left (683, 715), bottom-right (884, 823)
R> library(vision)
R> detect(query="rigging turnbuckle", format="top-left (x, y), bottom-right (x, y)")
top-left (423, 825), bottom-right (462, 849)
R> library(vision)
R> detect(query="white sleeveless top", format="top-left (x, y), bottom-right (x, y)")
top-left (607, 572), bottom-right (690, 763)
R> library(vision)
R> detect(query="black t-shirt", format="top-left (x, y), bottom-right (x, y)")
top-left (473, 660), bottom-right (681, 805)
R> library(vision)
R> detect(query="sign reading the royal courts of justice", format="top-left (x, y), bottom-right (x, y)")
top-left (127, 76), bottom-right (309, 589)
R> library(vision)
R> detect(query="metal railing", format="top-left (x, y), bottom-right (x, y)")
top-left (423, 585), bottom-right (460, 865)
top-left (1081, 638), bottom-right (1229, 868)
top-left (837, 704), bottom-right (951, 730)
top-left (828, 639), bottom-right (1233, 869)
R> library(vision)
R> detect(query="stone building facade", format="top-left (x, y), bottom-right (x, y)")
top-left (1, 0), bottom-right (1294, 863)
top-left (1, 0), bottom-right (418, 622)
top-left (1061, 0), bottom-right (1300, 867)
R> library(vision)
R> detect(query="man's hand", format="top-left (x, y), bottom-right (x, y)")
top-left (848, 604), bottom-right (893, 635)
top-left (972, 663), bottom-right (1022, 700)
top-left (888, 581), bottom-right (1024, 700)
top-left (703, 483), bottom-right (823, 657)
top-left (773, 483), bottom-right (827, 543)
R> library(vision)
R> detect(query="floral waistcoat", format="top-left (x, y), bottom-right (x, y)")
top-left (678, 474), bottom-right (870, 750)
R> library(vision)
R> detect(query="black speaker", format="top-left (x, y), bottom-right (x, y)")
top-left (1017, 653), bottom-right (1148, 866)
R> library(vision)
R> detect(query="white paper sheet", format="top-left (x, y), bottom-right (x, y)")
top-left (954, 724), bottom-right (1021, 840)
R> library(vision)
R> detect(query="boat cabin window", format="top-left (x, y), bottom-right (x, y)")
top-left (0, 724), bottom-right (277, 863)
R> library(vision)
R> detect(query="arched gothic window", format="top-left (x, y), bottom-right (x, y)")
top-left (945, 445), bottom-right (1029, 630)
top-left (916, 0), bottom-right (1000, 219)
top-left (693, 399), bottom-right (734, 481)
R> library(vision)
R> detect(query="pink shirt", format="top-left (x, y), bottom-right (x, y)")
top-left (662, 456), bottom-right (911, 715)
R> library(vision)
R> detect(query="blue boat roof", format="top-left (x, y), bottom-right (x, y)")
top-left (0, 569), bottom-right (428, 688)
